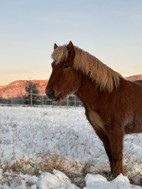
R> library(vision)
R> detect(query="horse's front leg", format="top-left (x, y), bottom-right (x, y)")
top-left (95, 128), bottom-right (113, 171)
top-left (108, 127), bottom-right (124, 177)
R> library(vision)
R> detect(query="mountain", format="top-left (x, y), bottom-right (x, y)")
top-left (126, 74), bottom-right (142, 81)
top-left (0, 80), bottom-right (48, 99)
top-left (0, 74), bottom-right (142, 99)
top-left (0, 86), bottom-right (6, 90)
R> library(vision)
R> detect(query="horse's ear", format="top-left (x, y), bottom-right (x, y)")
top-left (67, 41), bottom-right (74, 51)
top-left (54, 43), bottom-right (58, 49)
top-left (67, 41), bottom-right (75, 66)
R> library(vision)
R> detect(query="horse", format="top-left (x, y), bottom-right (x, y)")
top-left (134, 80), bottom-right (142, 87)
top-left (45, 41), bottom-right (142, 177)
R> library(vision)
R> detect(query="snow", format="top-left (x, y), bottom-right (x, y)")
top-left (0, 106), bottom-right (142, 188)
top-left (84, 174), bottom-right (142, 189)
top-left (37, 170), bottom-right (79, 189)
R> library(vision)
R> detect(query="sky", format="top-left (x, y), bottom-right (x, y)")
top-left (0, 0), bottom-right (142, 85)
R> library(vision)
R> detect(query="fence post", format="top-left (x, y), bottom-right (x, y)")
top-left (74, 95), bottom-right (76, 107)
top-left (67, 96), bottom-right (69, 108)
top-left (41, 96), bottom-right (44, 106)
top-left (11, 90), bottom-right (13, 106)
top-left (58, 100), bottom-right (62, 107)
top-left (11, 98), bottom-right (13, 106)
top-left (30, 90), bottom-right (33, 107)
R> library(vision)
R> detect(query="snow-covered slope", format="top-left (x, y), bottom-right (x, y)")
top-left (0, 106), bottom-right (141, 188)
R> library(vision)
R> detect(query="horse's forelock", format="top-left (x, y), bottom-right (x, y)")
top-left (51, 45), bottom-right (68, 64)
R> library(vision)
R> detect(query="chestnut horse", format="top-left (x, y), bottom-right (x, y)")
top-left (134, 80), bottom-right (142, 86)
top-left (46, 41), bottom-right (142, 177)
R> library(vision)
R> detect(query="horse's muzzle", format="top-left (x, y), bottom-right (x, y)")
top-left (46, 89), bottom-right (60, 101)
top-left (48, 90), bottom-right (55, 98)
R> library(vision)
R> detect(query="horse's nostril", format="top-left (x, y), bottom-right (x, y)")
top-left (50, 90), bottom-right (55, 96)
top-left (48, 90), bottom-right (55, 98)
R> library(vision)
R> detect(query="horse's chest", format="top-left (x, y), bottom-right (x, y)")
top-left (87, 110), bottom-right (105, 131)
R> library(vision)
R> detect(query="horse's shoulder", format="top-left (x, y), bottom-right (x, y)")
top-left (85, 108), bottom-right (105, 132)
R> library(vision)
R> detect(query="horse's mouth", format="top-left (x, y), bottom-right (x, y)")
top-left (46, 90), bottom-right (62, 101)
top-left (54, 94), bottom-right (61, 101)
top-left (49, 94), bottom-right (62, 101)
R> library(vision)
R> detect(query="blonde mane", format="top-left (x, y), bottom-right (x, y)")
top-left (52, 45), bottom-right (122, 92)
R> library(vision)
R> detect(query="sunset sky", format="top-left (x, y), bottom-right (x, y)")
top-left (0, 0), bottom-right (142, 85)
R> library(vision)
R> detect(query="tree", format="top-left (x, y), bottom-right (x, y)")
top-left (24, 81), bottom-right (41, 105)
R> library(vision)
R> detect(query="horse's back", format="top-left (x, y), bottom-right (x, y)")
top-left (125, 79), bottom-right (142, 104)
top-left (121, 79), bottom-right (142, 133)
top-left (133, 80), bottom-right (142, 87)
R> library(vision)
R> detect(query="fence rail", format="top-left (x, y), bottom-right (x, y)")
top-left (0, 94), bottom-right (82, 107)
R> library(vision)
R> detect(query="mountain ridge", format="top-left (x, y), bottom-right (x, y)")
top-left (125, 74), bottom-right (142, 81)
top-left (0, 74), bottom-right (142, 99)
top-left (0, 80), bottom-right (48, 99)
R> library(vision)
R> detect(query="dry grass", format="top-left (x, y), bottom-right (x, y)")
top-left (2, 153), bottom-right (86, 188)
top-left (1, 151), bottom-right (142, 188)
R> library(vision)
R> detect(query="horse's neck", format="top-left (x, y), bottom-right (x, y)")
top-left (76, 76), bottom-right (101, 110)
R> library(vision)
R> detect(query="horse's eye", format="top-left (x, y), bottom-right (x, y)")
top-left (64, 64), bottom-right (69, 69)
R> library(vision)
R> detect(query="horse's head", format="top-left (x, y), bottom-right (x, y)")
top-left (45, 41), bottom-right (82, 101)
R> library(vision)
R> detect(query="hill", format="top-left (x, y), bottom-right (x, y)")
top-left (126, 74), bottom-right (142, 81)
top-left (0, 80), bottom-right (48, 99)
top-left (0, 74), bottom-right (142, 99)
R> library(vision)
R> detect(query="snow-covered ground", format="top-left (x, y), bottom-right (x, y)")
top-left (0, 106), bottom-right (142, 189)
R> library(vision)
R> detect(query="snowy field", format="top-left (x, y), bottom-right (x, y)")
top-left (0, 106), bottom-right (142, 189)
